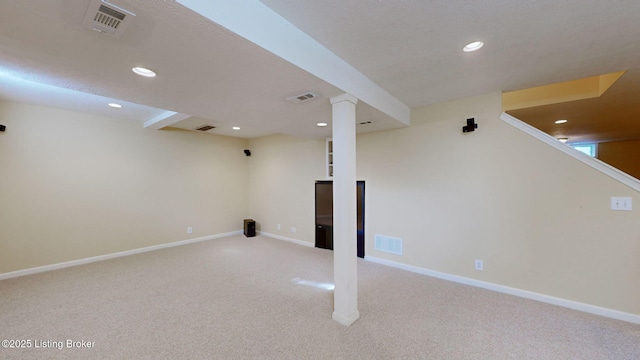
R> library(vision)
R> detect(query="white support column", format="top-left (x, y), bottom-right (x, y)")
top-left (330, 93), bottom-right (359, 326)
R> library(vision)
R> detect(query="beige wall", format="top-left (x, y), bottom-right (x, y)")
top-left (249, 92), bottom-right (640, 316)
top-left (247, 134), bottom-right (325, 244)
top-left (597, 139), bottom-right (640, 180)
top-left (0, 101), bottom-right (249, 273)
top-left (358, 92), bottom-right (639, 315)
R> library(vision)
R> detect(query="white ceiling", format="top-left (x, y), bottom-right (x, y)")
top-left (262, 0), bottom-right (640, 107)
top-left (1, 0), bottom-right (640, 139)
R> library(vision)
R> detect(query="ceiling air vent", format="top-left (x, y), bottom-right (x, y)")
top-left (286, 92), bottom-right (320, 104)
top-left (82, 0), bottom-right (136, 38)
top-left (195, 125), bottom-right (216, 132)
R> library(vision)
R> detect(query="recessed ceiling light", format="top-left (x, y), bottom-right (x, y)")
top-left (558, 138), bottom-right (569, 143)
top-left (108, 103), bottom-right (122, 108)
top-left (232, 126), bottom-right (240, 130)
top-left (555, 119), bottom-right (568, 124)
top-left (317, 122), bottom-right (328, 127)
top-left (132, 67), bottom-right (156, 77)
top-left (463, 41), bottom-right (484, 52)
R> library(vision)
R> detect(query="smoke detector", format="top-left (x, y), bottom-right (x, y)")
top-left (83, 0), bottom-right (136, 38)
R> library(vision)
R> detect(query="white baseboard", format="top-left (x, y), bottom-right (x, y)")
top-left (259, 231), bottom-right (314, 248)
top-left (0, 230), bottom-right (243, 281)
top-left (365, 255), bottom-right (640, 325)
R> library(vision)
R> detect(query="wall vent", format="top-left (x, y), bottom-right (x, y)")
top-left (82, 0), bottom-right (136, 38)
top-left (375, 234), bottom-right (403, 255)
top-left (195, 125), bottom-right (216, 132)
top-left (286, 92), bottom-right (320, 104)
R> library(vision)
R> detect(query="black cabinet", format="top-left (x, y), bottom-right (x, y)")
top-left (315, 180), bottom-right (365, 257)
top-left (315, 181), bottom-right (333, 250)
top-left (316, 224), bottom-right (333, 250)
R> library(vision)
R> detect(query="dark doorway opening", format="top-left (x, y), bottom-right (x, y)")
top-left (314, 181), bottom-right (365, 258)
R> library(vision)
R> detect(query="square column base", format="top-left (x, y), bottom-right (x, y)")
top-left (332, 310), bottom-right (360, 326)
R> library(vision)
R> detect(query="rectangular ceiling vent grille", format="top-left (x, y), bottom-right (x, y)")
top-left (286, 92), bottom-right (320, 104)
top-left (195, 125), bottom-right (216, 132)
top-left (96, 5), bottom-right (124, 29)
top-left (82, 0), bottom-right (136, 38)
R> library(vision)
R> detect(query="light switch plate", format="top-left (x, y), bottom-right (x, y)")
top-left (611, 197), bottom-right (632, 211)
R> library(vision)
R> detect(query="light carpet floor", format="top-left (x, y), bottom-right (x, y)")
top-left (1, 234), bottom-right (639, 359)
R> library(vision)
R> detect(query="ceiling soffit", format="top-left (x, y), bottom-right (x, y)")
top-left (503, 71), bottom-right (625, 111)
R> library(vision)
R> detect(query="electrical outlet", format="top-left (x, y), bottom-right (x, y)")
top-left (187, 227), bottom-right (193, 234)
top-left (290, 227), bottom-right (296, 233)
top-left (475, 259), bottom-right (483, 271)
top-left (277, 224), bottom-right (281, 230)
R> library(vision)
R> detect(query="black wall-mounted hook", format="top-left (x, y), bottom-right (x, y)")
top-left (0, 124), bottom-right (6, 132)
top-left (462, 118), bottom-right (477, 133)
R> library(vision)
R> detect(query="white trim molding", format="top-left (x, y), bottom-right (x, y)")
top-left (501, 112), bottom-right (640, 193)
top-left (0, 230), bottom-right (242, 280)
top-left (365, 255), bottom-right (640, 325)
top-left (259, 231), bottom-right (314, 248)
top-left (332, 309), bottom-right (360, 327)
